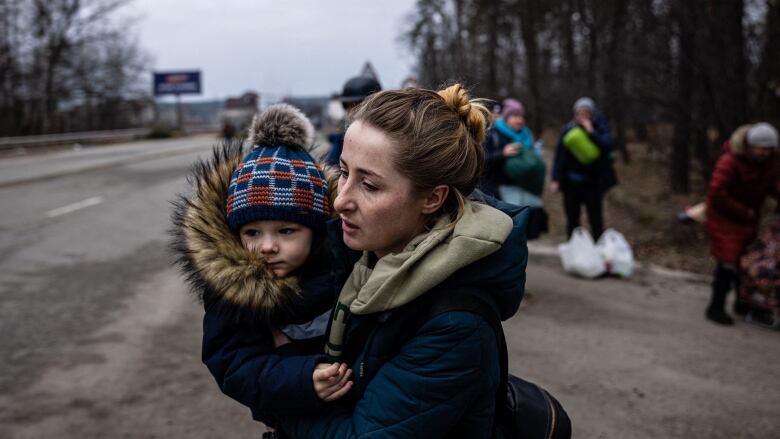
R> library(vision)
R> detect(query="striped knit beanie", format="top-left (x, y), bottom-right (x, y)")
top-left (226, 104), bottom-right (330, 234)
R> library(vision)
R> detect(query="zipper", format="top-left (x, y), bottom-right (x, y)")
top-left (359, 361), bottom-right (365, 379)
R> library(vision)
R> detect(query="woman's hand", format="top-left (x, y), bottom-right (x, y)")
top-left (313, 362), bottom-right (353, 402)
top-left (502, 143), bottom-right (521, 157)
top-left (576, 114), bottom-right (594, 133)
top-left (549, 181), bottom-right (560, 193)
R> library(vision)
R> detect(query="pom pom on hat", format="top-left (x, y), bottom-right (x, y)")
top-left (226, 104), bottom-right (329, 233)
top-left (746, 122), bottom-right (778, 149)
top-left (248, 103), bottom-right (315, 150)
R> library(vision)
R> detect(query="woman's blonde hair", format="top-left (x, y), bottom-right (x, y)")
top-left (351, 84), bottom-right (489, 222)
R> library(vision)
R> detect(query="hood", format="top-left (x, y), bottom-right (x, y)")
top-left (442, 194), bottom-right (529, 320)
top-left (170, 138), bottom-right (339, 325)
top-left (727, 124), bottom-right (752, 155)
top-left (340, 200), bottom-right (518, 316)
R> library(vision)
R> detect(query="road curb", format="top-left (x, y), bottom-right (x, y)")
top-left (527, 241), bottom-right (709, 283)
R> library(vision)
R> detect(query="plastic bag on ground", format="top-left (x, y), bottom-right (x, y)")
top-left (596, 228), bottom-right (634, 277)
top-left (558, 227), bottom-right (606, 278)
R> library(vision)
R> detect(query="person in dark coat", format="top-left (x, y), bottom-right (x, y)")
top-left (704, 122), bottom-right (780, 325)
top-left (324, 75), bottom-right (382, 167)
top-left (170, 104), bottom-right (349, 428)
top-left (551, 97), bottom-right (617, 240)
top-left (481, 98), bottom-right (538, 202)
top-left (277, 85), bottom-right (528, 437)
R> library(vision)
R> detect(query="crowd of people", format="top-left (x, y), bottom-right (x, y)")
top-left (170, 77), bottom-right (778, 437)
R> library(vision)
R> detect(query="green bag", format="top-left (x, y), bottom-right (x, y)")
top-left (563, 126), bottom-right (600, 165)
top-left (503, 150), bottom-right (546, 196)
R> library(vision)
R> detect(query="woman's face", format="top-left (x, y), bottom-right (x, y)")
top-left (334, 121), bottom-right (430, 259)
top-left (506, 114), bottom-right (525, 131)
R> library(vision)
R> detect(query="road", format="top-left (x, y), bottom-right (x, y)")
top-left (0, 136), bottom-right (777, 438)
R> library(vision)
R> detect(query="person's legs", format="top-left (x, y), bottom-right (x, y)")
top-left (562, 186), bottom-right (583, 238)
top-left (584, 186), bottom-right (604, 240)
top-left (706, 263), bottom-right (738, 325)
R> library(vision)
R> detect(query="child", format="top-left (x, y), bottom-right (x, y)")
top-left (171, 104), bottom-right (352, 427)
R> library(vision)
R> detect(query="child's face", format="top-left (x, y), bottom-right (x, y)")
top-left (239, 220), bottom-right (313, 277)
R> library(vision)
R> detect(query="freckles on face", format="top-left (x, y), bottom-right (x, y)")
top-left (335, 121), bottom-right (427, 259)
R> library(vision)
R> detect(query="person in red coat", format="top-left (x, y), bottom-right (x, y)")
top-left (705, 122), bottom-right (780, 325)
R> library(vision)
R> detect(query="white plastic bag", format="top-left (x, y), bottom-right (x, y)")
top-left (596, 228), bottom-right (634, 277)
top-left (558, 227), bottom-right (606, 278)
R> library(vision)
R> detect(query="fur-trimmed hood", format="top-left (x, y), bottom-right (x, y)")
top-left (728, 124), bottom-right (752, 155)
top-left (170, 105), bottom-right (338, 324)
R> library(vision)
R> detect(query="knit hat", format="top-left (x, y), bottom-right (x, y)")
top-left (573, 97), bottom-right (596, 113)
top-left (226, 104), bottom-right (330, 234)
top-left (746, 122), bottom-right (779, 148)
top-left (501, 98), bottom-right (525, 118)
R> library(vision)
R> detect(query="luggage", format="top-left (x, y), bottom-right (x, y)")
top-left (558, 227), bottom-right (606, 278)
top-left (504, 150), bottom-right (547, 195)
top-left (596, 229), bottom-right (634, 277)
top-left (562, 126), bottom-right (600, 165)
top-left (738, 217), bottom-right (780, 329)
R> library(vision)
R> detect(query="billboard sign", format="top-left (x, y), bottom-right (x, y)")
top-left (153, 71), bottom-right (201, 96)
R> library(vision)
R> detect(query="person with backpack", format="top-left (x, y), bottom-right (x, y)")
top-left (704, 122), bottom-right (780, 325)
top-left (273, 85), bottom-right (530, 437)
top-left (550, 97), bottom-right (617, 240)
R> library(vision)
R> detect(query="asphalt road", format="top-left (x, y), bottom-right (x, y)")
top-left (0, 136), bottom-right (777, 438)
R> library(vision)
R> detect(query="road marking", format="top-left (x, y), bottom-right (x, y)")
top-left (46, 196), bottom-right (104, 218)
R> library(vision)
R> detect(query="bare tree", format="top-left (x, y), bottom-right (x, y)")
top-left (0, 0), bottom-right (149, 136)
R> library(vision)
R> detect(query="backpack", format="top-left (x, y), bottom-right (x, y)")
top-left (388, 291), bottom-right (572, 439)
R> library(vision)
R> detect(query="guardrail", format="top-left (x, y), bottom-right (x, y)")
top-left (0, 125), bottom-right (221, 150)
top-left (0, 128), bottom-right (148, 150)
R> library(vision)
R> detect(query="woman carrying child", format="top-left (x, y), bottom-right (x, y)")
top-left (277, 84), bottom-right (528, 437)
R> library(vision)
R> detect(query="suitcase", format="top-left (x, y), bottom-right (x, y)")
top-left (738, 217), bottom-right (780, 329)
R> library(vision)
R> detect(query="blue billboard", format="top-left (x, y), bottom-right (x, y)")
top-left (153, 71), bottom-right (201, 96)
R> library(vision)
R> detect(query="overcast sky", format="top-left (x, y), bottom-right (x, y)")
top-left (127, 0), bottom-right (418, 102)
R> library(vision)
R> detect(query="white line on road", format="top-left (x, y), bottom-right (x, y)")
top-left (46, 196), bottom-right (104, 218)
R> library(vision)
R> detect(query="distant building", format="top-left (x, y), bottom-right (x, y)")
top-left (220, 91), bottom-right (259, 134)
top-left (361, 61), bottom-right (380, 83)
top-left (282, 96), bottom-right (330, 130)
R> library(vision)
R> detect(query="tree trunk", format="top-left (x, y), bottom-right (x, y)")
top-left (603, 0), bottom-right (630, 163)
top-left (519, 0), bottom-right (543, 134)
top-left (671, 0), bottom-right (696, 194)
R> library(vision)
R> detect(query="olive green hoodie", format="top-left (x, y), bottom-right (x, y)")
top-left (325, 200), bottom-right (513, 360)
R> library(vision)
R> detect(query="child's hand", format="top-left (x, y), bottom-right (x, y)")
top-left (313, 362), bottom-right (353, 402)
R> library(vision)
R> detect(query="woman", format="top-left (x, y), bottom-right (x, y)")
top-left (481, 98), bottom-right (542, 204)
top-left (550, 97), bottom-right (617, 240)
top-left (278, 85), bottom-right (528, 437)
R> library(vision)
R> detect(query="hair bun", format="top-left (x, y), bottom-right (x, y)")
top-left (437, 84), bottom-right (488, 144)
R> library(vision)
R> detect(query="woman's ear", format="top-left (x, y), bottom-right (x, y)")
top-left (421, 185), bottom-right (449, 214)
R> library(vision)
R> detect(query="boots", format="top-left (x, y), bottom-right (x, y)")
top-left (706, 265), bottom-right (735, 326)
top-left (706, 306), bottom-right (734, 325)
